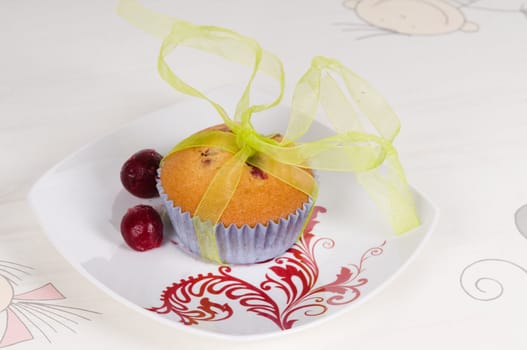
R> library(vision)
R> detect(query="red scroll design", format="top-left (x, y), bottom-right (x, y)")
top-left (148, 206), bottom-right (386, 330)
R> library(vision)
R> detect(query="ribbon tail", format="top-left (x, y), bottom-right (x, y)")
top-left (357, 155), bottom-right (420, 234)
top-left (193, 149), bottom-right (251, 263)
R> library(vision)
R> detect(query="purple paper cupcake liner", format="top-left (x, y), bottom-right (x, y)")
top-left (156, 170), bottom-right (313, 264)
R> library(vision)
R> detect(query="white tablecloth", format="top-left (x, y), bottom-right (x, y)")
top-left (2, 0), bottom-right (527, 348)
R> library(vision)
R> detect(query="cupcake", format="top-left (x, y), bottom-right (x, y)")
top-left (157, 124), bottom-right (314, 264)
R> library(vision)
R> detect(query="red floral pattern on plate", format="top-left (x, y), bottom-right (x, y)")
top-left (148, 206), bottom-right (386, 330)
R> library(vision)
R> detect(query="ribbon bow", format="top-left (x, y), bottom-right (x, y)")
top-left (118, 0), bottom-right (420, 263)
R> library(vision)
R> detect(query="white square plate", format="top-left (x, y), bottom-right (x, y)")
top-left (29, 88), bottom-right (438, 340)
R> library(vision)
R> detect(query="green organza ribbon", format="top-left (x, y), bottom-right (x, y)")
top-left (117, 0), bottom-right (420, 263)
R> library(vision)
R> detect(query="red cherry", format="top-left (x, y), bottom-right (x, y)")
top-left (120, 149), bottom-right (162, 198)
top-left (120, 205), bottom-right (163, 251)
